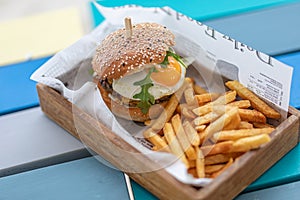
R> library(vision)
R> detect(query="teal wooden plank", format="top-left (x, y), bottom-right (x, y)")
top-left (90, 0), bottom-right (300, 26)
top-left (130, 145), bottom-right (300, 199)
top-left (131, 181), bottom-right (157, 200)
top-left (90, 1), bottom-right (300, 56)
top-left (2, 153), bottom-right (298, 200)
top-left (205, 2), bottom-right (300, 56)
top-left (0, 157), bottom-right (129, 200)
top-left (276, 51), bottom-right (300, 109)
top-left (246, 144), bottom-right (300, 192)
top-left (236, 180), bottom-right (300, 200)
top-left (0, 107), bottom-right (90, 177)
top-left (131, 178), bottom-right (300, 200)
top-left (0, 56), bottom-right (51, 115)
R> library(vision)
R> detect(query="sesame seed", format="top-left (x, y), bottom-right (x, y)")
top-left (93, 22), bottom-right (175, 80)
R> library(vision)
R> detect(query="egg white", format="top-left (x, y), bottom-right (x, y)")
top-left (112, 63), bottom-right (186, 100)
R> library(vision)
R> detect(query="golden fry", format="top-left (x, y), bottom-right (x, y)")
top-left (211, 158), bottom-right (234, 178)
top-left (181, 107), bottom-right (196, 119)
top-left (171, 114), bottom-right (197, 160)
top-left (195, 93), bottom-right (219, 105)
top-left (194, 105), bottom-right (237, 127)
top-left (144, 79), bottom-right (279, 180)
top-left (253, 122), bottom-right (274, 128)
top-left (205, 153), bottom-right (242, 165)
top-left (188, 159), bottom-right (196, 168)
top-left (195, 125), bottom-right (206, 132)
top-left (211, 105), bottom-right (234, 115)
top-left (192, 103), bottom-right (213, 117)
top-left (143, 128), bottom-right (170, 152)
top-left (192, 90), bottom-right (236, 116)
top-left (238, 121), bottom-right (254, 129)
top-left (151, 78), bottom-right (191, 131)
top-left (213, 127), bottom-right (275, 141)
top-left (152, 145), bottom-right (159, 151)
top-left (222, 110), bottom-right (241, 131)
top-left (188, 168), bottom-right (198, 178)
top-left (201, 141), bottom-right (234, 156)
top-left (231, 134), bottom-right (271, 152)
top-left (238, 109), bottom-right (267, 123)
top-left (193, 84), bottom-right (207, 95)
top-left (176, 104), bottom-right (197, 114)
top-left (225, 80), bottom-right (281, 119)
top-left (200, 107), bottom-right (239, 141)
top-left (163, 123), bottom-right (189, 167)
top-left (193, 111), bottom-right (222, 126)
top-left (196, 148), bottom-right (205, 178)
top-left (183, 120), bottom-right (200, 146)
top-left (228, 100), bottom-right (251, 108)
top-left (184, 84), bottom-right (196, 106)
top-left (175, 104), bottom-right (182, 114)
top-left (212, 90), bottom-right (237, 105)
top-left (151, 94), bottom-right (178, 131)
top-left (176, 103), bottom-right (188, 114)
top-left (205, 164), bottom-right (225, 174)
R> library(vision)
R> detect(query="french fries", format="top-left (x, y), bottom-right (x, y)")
top-left (200, 107), bottom-right (239, 141)
top-left (143, 79), bottom-right (278, 179)
top-left (192, 90), bottom-right (237, 116)
top-left (238, 109), bottom-right (266, 123)
top-left (151, 78), bottom-right (191, 131)
top-left (222, 110), bottom-right (241, 131)
top-left (181, 107), bottom-right (196, 119)
top-left (143, 128), bottom-right (170, 152)
top-left (253, 122), bottom-right (274, 128)
top-left (228, 100), bottom-right (251, 109)
top-left (184, 83), bottom-right (197, 106)
top-left (183, 120), bottom-right (200, 146)
top-left (171, 114), bottom-right (197, 160)
top-left (205, 163), bottom-right (225, 174)
top-left (193, 84), bottom-right (207, 95)
top-left (195, 93), bottom-right (219, 105)
top-left (213, 127), bottom-right (274, 141)
top-left (163, 122), bottom-right (189, 167)
top-left (204, 153), bottom-right (241, 165)
top-left (196, 148), bottom-right (205, 178)
top-left (226, 80), bottom-right (281, 119)
top-left (194, 111), bottom-right (222, 126)
top-left (238, 121), bottom-right (253, 129)
top-left (195, 125), bottom-right (206, 132)
top-left (210, 158), bottom-right (233, 178)
top-left (231, 134), bottom-right (271, 152)
top-left (201, 141), bottom-right (234, 156)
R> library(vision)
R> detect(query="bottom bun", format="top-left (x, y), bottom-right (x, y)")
top-left (97, 82), bottom-right (168, 122)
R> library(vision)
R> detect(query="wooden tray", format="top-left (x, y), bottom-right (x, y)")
top-left (36, 83), bottom-right (300, 200)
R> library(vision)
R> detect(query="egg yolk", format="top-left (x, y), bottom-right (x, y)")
top-left (150, 56), bottom-right (181, 87)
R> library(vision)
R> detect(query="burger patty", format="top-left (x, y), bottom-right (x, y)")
top-left (100, 79), bottom-right (172, 107)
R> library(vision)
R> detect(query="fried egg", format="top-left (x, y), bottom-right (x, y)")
top-left (112, 59), bottom-right (186, 100)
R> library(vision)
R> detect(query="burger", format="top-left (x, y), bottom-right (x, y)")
top-left (92, 22), bottom-right (188, 122)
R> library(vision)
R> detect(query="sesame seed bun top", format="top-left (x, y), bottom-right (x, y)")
top-left (92, 22), bottom-right (175, 81)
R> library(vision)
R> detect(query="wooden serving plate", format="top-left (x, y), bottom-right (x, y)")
top-left (36, 83), bottom-right (300, 200)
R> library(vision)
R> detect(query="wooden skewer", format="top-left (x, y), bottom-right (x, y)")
top-left (124, 17), bottom-right (133, 39)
